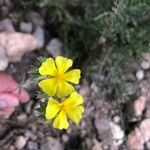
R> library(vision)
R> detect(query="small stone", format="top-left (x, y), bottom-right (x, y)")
top-left (26, 141), bottom-right (38, 150)
top-left (109, 122), bottom-right (124, 146)
top-left (26, 11), bottom-right (44, 26)
top-left (139, 80), bottom-right (150, 96)
top-left (41, 137), bottom-right (63, 150)
top-left (143, 53), bottom-right (150, 62)
top-left (124, 82), bottom-right (136, 95)
top-left (136, 70), bottom-right (144, 80)
top-left (0, 45), bottom-right (9, 70)
top-left (15, 136), bottom-right (28, 150)
top-left (79, 85), bottom-right (90, 97)
top-left (25, 131), bottom-right (37, 141)
top-left (17, 113), bottom-right (27, 122)
top-left (134, 96), bottom-right (146, 116)
top-left (141, 61), bottom-right (150, 70)
top-left (85, 138), bottom-right (94, 150)
top-left (90, 82), bottom-right (99, 97)
top-left (0, 18), bottom-right (14, 32)
top-left (92, 139), bottom-right (103, 150)
top-left (46, 38), bottom-right (62, 57)
top-left (95, 118), bottom-right (113, 146)
top-left (99, 36), bottom-right (106, 44)
top-left (95, 118), bottom-right (124, 147)
top-left (33, 26), bottom-right (44, 48)
top-left (62, 134), bottom-right (69, 142)
top-left (79, 79), bottom-right (90, 97)
top-left (25, 100), bottom-right (33, 114)
top-left (9, 145), bottom-right (15, 150)
top-left (20, 22), bottom-right (33, 33)
top-left (145, 101), bottom-right (150, 118)
top-left (113, 116), bottom-right (120, 124)
top-left (127, 128), bottom-right (144, 150)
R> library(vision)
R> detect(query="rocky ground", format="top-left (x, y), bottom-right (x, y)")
top-left (0, 1), bottom-right (150, 150)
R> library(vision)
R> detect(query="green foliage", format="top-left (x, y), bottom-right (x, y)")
top-left (16, 0), bottom-right (150, 104)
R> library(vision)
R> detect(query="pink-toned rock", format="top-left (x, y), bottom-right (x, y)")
top-left (134, 96), bottom-right (146, 116)
top-left (0, 72), bottom-right (30, 118)
top-left (127, 128), bottom-right (144, 150)
top-left (0, 32), bottom-right (39, 62)
top-left (140, 119), bottom-right (150, 142)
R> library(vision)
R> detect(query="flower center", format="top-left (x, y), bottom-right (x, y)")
top-left (59, 103), bottom-right (67, 112)
top-left (55, 73), bottom-right (64, 81)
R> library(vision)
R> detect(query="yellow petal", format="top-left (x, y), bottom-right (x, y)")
top-left (38, 78), bottom-right (57, 96)
top-left (63, 92), bottom-right (84, 107)
top-left (45, 99), bottom-right (60, 120)
top-left (39, 58), bottom-right (57, 76)
top-left (64, 69), bottom-right (81, 84)
top-left (67, 106), bottom-right (84, 124)
top-left (53, 111), bottom-right (69, 129)
top-left (56, 81), bottom-right (75, 98)
top-left (55, 56), bottom-right (73, 74)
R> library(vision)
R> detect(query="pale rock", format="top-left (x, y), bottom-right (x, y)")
top-left (134, 96), bottom-right (146, 116)
top-left (136, 70), bottom-right (144, 80)
top-left (109, 122), bottom-right (124, 146)
top-left (90, 82), bottom-right (99, 97)
top-left (95, 118), bottom-right (124, 147)
top-left (79, 79), bottom-right (90, 97)
top-left (33, 26), bottom-right (44, 48)
top-left (139, 80), bottom-right (150, 96)
top-left (41, 137), bottom-right (63, 150)
top-left (141, 60), bottom-right (150, 70)
top-left (25, 131), bottom-right (37, 141)
top-left (124, 82), bottom-right (136, 95)
top-left (127, 128), bottom-right (144, 150)
top-left (143, 53), bottom-right (150, 62)
top-left (79, 85), bottom-right (90, 97)
top-left (0, 18), bottom-right (14, 32)
top-left (85, 138), bottom-right (94, 150)
top-left (20, 22), bottom-right (33, 33)
top-left (25, 100), bottom-right (33, 114)
top-left (113, 115), bottom-right (120, 124)
top-left (99, 36), bottom-right (106, 44)
top-left (62, 134), bottom-right (69, 142)
top-left (0, 32), bottom-right (39, 62)
top-left (9, 145), bottom-right (15, 150)
top-left (0, 45), bottom-right (8, 70)
top-left (46, 38), bottom-right (62, 57)
top-left (15, 136), bottom-right (28, 150)
top-left (26, 141), bottom-right (38, 150)
top-left (17, 113), bottom-right (27, 122)
top-left (92, 139), bottom-right (103, 150)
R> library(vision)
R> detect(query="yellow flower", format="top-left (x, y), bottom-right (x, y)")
top-left (38, 56), bottom-right (81, 98)
top-left (45, 92), bottom-right (84, 129)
